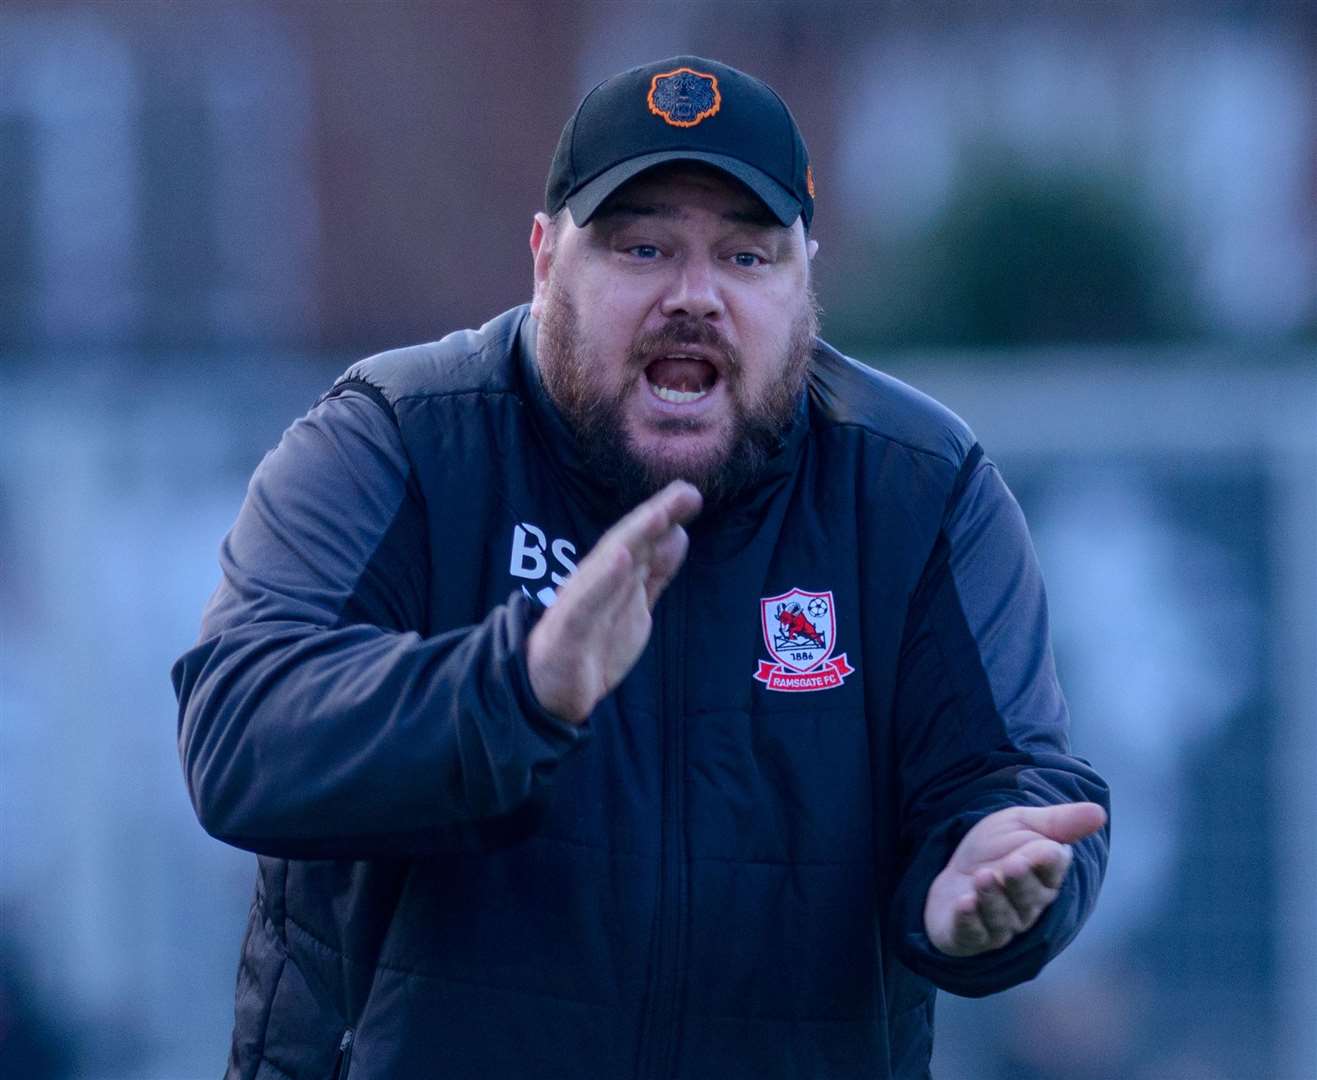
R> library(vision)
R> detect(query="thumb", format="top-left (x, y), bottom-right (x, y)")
top-left (1014, 802), bottom-right (1107, 845)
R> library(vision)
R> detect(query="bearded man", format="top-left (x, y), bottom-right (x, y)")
top-left (174, 55), bottom-right (1109, 1080)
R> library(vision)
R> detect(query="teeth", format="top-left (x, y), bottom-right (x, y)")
top-left (649, 383), bottom-right (709, 404)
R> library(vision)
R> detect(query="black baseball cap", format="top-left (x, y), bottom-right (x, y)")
top-left (546, 55), bottom-right (815, 230)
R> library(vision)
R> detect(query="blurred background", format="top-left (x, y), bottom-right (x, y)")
top-left (1, 1), bottom-right (1314, 1077)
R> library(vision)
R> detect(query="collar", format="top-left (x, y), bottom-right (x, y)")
top-left (514, 306), bottom-right (813, 560)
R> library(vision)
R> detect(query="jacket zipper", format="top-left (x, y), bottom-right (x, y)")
top-left (331, 1027), bottom-right (353, 1080)
top-left (635, 579), bottom-right (688, 1079)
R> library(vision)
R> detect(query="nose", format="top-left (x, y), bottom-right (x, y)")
top-left (659, 255), bottom-right (725, 321)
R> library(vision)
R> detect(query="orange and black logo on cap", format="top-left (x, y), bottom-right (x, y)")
top-left (648, 67), bottom-right (721, 128)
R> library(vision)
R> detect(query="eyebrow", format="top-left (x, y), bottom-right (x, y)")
top-left (593, 201), bottom-right (781, 229)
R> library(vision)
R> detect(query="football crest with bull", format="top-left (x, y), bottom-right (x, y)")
top-left (755, 587), bottom-right (854, 693)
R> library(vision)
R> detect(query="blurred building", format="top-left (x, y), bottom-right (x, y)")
top-left (2, 1), bottom-right (1314, 353)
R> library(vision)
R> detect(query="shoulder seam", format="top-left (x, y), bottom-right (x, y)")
top-left (390, 387), bottom-right (522, 408)
top-left (944, 442), bottom-right (986, 516)
top-left (821, 418), bottom-right (965, 470)
top-left (313, 379), bottom-right (430, 630)
top-left (346, 317), bottom-right (525, 406)
top-left (318, 376), bottom-right (401, 428)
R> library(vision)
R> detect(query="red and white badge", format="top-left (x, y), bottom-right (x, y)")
top-left (753, 588), bottom-right (854, 693)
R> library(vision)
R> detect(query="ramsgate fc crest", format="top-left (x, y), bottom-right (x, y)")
top-left (754, 588), bottom-right (854, 693)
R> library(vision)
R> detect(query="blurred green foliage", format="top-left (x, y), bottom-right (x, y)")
top-left (830, 152), bottom-right (1196, 354)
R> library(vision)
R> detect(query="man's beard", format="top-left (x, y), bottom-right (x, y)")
top-left (536, 280), bottom-right (819, 513)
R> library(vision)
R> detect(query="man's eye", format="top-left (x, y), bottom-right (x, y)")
top-left (731, 252), bottom-right (766, 268)
top-left (626, 245), bottom-right (661, 259)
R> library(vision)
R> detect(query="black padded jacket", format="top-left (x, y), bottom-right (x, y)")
top-left (172, 305), bottom-right (1109, 1080)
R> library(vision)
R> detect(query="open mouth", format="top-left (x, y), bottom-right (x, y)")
top-left (644, 354), bottom-right (718, 404)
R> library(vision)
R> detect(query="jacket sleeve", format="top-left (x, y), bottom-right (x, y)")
top-left (886, 444), bottom-right (1110, 997)
top-left (171, 385), bottom-right (588, 860)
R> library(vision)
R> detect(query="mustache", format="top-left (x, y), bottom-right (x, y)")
top-left (628, 318), bottom-right (738, 371)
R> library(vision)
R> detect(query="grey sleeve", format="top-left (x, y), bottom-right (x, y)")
top-left (172, 388), bottom-right (586, 859)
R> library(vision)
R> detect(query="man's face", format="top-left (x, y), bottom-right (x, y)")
top-left (530, 164), bottom-right (819, 510)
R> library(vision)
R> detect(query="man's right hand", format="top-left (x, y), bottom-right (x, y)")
top-left (526, 480), bottom-right (703, 723)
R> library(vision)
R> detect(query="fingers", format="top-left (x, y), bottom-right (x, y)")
top-left (944, 890), bottom-right (992, 956)
top-left (652, 479), bottom-right (703, 527)
top-left (949, 854), bottom-right (1065, 955)
top-left (644, 523), bottom-right (690, 608)
top-left (526, 482), bottom-right (701, 722)
top-left (589, 480), bottom-right (699, 609)
top-left (927, 804), bottom-right (1095, 958)
top-left (549, 539), bottom-right (637, 635)
top-left (971, 868), bottom-right (1023, 949)
top-left (1001, 837), bottom-right (1068, 909)
top-left (931, 837), bottom-right (1072, 957)
top-left (1010, 836), bottom-right (1073, 891)
top-left (988, 839), bottom-right (1069, 929)
top-left (1011, 802), bottom-right (1107, 845)
top-left (557, 480), bottom-right (697, 612)
top-left (602, 480), bottom-right (702, 561)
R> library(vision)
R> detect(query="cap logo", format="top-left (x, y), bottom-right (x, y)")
top-left (647, 67), bottom-right (721, 128)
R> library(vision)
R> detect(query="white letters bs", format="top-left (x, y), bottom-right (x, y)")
top-left (509, 522), bottom-right (577, 605)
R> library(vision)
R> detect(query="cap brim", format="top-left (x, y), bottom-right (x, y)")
top-left (564, 151), bottom-right (801, 227)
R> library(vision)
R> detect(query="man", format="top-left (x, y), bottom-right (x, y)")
top-left (174, 56), bottom-right (1108, 1079)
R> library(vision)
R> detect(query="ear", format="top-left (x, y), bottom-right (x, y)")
top-left (806, 236), bottom-right (819, 260)
top-left (529, 211), bottom-right (556, 318)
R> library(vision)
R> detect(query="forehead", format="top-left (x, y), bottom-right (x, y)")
top-left (594, 163), bottom-right (781, 227)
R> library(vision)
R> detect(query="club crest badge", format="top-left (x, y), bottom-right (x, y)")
top-left (647, 67), bottom-right (721, 128)
top-left (754, 588), bottom-right (854, 693)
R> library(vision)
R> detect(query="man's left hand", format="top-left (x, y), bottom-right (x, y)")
top-left (923, 802), bottom-right (1107, 958)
